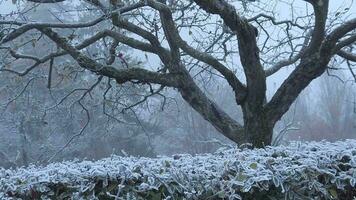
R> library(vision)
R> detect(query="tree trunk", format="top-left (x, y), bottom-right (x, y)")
top-left (242, 105), bottom-right (273, 148)
top-left (176, 69), bottom-right (246, 144)
top-left (243, 116), bottom-right (273, 148)
top-left (176, 67), bottom-right (275, 147)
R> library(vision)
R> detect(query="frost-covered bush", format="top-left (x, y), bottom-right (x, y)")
top-left (1, 140), bottom-right (355, 200)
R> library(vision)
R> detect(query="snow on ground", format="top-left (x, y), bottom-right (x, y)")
top-left (1, 140), bottom-right (356, 199)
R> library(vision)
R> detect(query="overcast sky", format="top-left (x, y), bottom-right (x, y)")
top-left (0, 1), bottom-right (16, 14)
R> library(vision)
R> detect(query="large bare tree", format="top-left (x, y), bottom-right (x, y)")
top-left (1, 0), bottom-right (355, 147)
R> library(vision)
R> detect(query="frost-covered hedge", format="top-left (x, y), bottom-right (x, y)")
top-left (1, 140), bottom-right (356, 200)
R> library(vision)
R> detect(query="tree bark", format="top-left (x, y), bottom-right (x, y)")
top-left (179, 80), bottom-right (245, 144)
top-left (242, 105), bottom-right (273, 148)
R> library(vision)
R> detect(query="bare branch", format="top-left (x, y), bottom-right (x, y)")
top-left (338, 50), bottom-right (356, 62)
top-left (146, 0), bottom-right (247, 103)
top-left (0, 17), bottom-right (105, 44)
top-left (193, 0), bottom-right (266, 107)
top-left (36, 27), bottom-right (180, 88)
top-left (327, 18), bottom-right (356, 45)
top-left (334, 33), bottom-right (356, 51)
top-left (47, 76), bottom-right (103, 162)
top-left (265, 0), bottom-right (330, 124)
top-left (265, 31), bottom-right (312, 76)
top-left (248, 13), bottom-right (306, 30)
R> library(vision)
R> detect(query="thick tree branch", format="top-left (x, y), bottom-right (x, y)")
top-left (103, 30), bottom-right (169, 55)
top-left (1, 28), bottom-right (170, 77)
top-left (147, 1), bottom-right (245, 143)
top-left (0, 30), bottom-right (112, 76)
top-left (193, 0), bottom-right (265, 108)
top-left (111, 17), bottom-right (171, 65)
top-left (338, 50), bottom-right (356, 62)
top-left (0, 18), bottom-right (105, 44)
top-left (327, 18), bottom-right (356, 44)
top-left (146, 0), bottom-right (180, 62)
top-left (304, 0), bottom-right (329, 53)
top-left (335, 34), bottom-right (356, 50)
top-left (264, 1), bottom-right (356, 125)
top-left (146, 0), bottom-right (247, 103)
top-left (37, 27), bottom-right (180, 87)
top-left (116, 0), bottom-right (246, 143)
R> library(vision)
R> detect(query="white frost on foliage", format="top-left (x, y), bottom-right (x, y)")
top-left (0, 140), bottom-right (356, 199)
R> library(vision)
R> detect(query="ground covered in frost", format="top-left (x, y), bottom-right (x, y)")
top-left (1, 140), bottom-right (356, 199)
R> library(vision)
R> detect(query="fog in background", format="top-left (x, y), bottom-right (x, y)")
top-left (0, 0), bottom-right (355, 169)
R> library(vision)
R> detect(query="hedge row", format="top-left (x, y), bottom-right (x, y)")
top-left (1, 140), bottom-right (355, 199)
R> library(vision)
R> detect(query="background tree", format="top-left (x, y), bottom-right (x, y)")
top-left (0, 0), bottom-right (356, 148)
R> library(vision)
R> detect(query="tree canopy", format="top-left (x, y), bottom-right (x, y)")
top-left (1, 0), bottom-right (355, 147)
